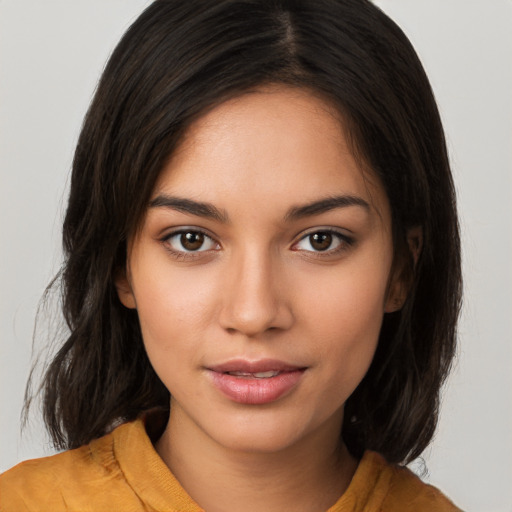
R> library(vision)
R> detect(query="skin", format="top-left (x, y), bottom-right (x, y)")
top-left (116, 87), bottom-right (407, 512)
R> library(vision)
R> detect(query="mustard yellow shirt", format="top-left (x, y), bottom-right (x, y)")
top-left (0, 419), bottom-right (461, 511)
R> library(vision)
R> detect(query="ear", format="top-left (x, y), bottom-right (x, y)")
top-left (384, 226), bottom-right (423, 313)
top-left (406, 225), bottom-right (423, 268)
top-left (114, 267), bottom-right (137, 309)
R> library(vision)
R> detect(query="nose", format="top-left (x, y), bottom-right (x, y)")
top-left (218, 248), bottom-right (294, 337)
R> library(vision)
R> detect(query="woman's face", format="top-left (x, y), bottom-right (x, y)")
top-left (117, 87), bottom-right (403, 454)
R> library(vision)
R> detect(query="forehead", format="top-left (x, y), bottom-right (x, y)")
top-left (153, 86), bottom-right (389, 220)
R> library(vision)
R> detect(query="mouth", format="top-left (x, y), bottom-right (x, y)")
top-left (206, 359), bottom-right (307, 405)
top-left (223, 370), bottom-right (283, 379)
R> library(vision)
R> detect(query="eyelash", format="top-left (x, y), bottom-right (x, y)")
top-left (292, 229), bottom-right (355, 257)
top-left (160, 228), bottom-right (220, 260)
top-left (160, 228), bottom-right (354, 260)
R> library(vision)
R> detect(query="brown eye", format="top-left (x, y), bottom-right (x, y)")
top-left (181, 231), bottom-right (205, 251)
top-left (309, 232), bottom-right (333, 251)
top-left (294, 230), bottom-right (351, 254)
top-left (165, 230), bottom-right (218, 253)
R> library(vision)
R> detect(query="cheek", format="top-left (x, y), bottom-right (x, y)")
top-left (131, 263), bottom-right (217, 361)
top-left (299, 258), bottom-right (390, 336)
top-left (296, 256), bottom-right (390, 382)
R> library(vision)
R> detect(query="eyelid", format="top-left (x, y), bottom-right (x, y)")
top-left (291, 227), bottom-right (355, 254)
top-left (160, 227), bottom-right (221, 255)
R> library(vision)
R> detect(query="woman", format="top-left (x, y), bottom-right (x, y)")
top-left (0, 1), bottom-right (462, 510)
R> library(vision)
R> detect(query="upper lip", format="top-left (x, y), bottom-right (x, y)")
top-left (207, 359), bottom-right (306, 373)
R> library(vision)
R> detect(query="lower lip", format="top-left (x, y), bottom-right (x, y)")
top-left (209, 370), bottom-right (305, 405)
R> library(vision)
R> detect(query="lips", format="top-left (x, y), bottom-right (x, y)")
top-left (207, 359), bottom-right (306, 405)
top-left (226, 370), bottom-right (281, 378)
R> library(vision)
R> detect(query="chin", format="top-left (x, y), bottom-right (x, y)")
top-left (204, 409), bottom-right (331, 455)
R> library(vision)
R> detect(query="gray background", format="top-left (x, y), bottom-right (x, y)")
top-left (1, 1), bottom-right (511, 510)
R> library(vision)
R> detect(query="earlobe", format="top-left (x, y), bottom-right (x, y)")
top-left (384, 280), bottom-right (407, 313)
top-left (384, 226), bottom-right (423, 313)
top-left (115, 268), bottom-right (137, 309)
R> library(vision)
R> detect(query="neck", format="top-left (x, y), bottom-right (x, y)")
top-left (155, 405), bottom-right (358, 512)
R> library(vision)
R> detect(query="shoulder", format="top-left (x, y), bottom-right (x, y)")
top-left (336, 451), bottom-right (461, 512)
top-left (0, 422), bottom-right (135, 512)
top-left (370, 452), bottom-right (462, 512)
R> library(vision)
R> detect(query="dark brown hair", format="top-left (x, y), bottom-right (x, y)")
top-left (33, 0), bottom-right (461, 464)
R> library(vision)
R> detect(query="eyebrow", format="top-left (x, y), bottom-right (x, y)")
top-left (149, 195), bottom-right (228, 222)
top-left (284, 195), bottom-right (370, 220)
top-left (149, 193), bottom-right (370, 223)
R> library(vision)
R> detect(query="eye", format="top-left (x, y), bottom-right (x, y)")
top-left (293, 230), bottom-right (351, 253)
top-left (164, 230), bottom-right (219, 253)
